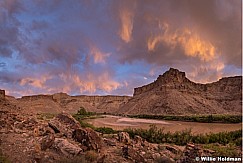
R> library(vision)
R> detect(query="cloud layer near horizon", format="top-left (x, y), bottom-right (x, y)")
top-left (0, 0), bottom-right (241, 97)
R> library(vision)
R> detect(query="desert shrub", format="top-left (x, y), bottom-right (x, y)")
top-left (77, 120), bottom-right (95, 129)
top-left (234, 137), bottom-right (242, 146)
top-left (128, 114), bottom-right (242, 123)
top-left (125, 126), bottom-right (242, 146)
top-left (77, 107), bottom-right (87, 115)
top-left (203, 143), bottom-right (240, 157)
top-left (76, 107), bottom-right (96, 117)
top-left (85, 151), bottom-right (98, 162)
top-left (95, 127), bottom-right (116, 134)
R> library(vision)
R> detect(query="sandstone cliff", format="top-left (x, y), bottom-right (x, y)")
top-left (119, 68), bottom-right (242, 115)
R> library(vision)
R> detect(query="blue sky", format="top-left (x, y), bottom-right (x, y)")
top-left (0, 0), bottom-right (241, 97)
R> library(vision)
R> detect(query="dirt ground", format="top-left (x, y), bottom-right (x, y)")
top-left (85, 115), bottom-right (242, 134)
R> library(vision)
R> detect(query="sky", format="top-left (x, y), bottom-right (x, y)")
top-left (0, 0), bottom-right (242, 97)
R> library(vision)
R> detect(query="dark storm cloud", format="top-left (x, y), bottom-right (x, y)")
top-left (0, 0), bottom-right (23, 57)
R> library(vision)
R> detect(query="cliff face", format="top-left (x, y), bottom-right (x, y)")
top-left (134, 68), bottom-right (189, 96)
top-left (120, 68), bottom-right (242, 115)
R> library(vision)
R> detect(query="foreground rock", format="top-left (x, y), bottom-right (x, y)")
top-left (53, 138), bottom-right (82, 156)
top-left (118, 132), bottom-right (131, 144)
top-left (48, 113), bottom-right (81, 138)
top-left (73, 128), bottom-right (104, 151)
top-left (40, 134), bottom-right (55, 150)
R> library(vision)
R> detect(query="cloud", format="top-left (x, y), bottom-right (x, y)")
top-left (147, 24), bottom-right (217, 61)
top-left (116, 0), bottom-right (241, 82)
top-left (20, 76), bottom-right (51, 88)
top-left (0, 0), bottom-right (241, 97)
top-left (119, 8), bottom-right (134, 43)
top-left (89, 45), bottom-right (110, 64)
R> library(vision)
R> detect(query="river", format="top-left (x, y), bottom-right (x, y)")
top-left (85, 115), bottom-right (242, 134)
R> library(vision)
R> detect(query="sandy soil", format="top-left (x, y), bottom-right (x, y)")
top-left (85, 115), bottom-right (242, 134)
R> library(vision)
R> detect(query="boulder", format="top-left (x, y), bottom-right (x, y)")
top-left (40, 134), bottom-right (55, 150)
top-left (164, 145), bottom-right (180, 154)
top-left (177, 144), bottom-right (207, 163)
top-left (103, 138), bottom-right (116, 146)
top-left (123, 146), bottom-right (145, 162)
top-left (34, 124), bottom-right (55, 137)
top-left (73, 128), bottom-right (103, 151)
top-left (53, 138), bottom-right (82, 156)
top-left (117, 132), bottom-right (130, 144)
top-left (48, 113), bottom-right (80, 138)
top-left (134, 135), bottom-right (143, 144)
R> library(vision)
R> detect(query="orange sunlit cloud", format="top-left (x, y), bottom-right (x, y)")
top-left (148, 22), bottom-right (217, 62)
top-left (71, 73), bottom-right (121, 94)
top-left (20, 76), bottom-right (51, 88)
top-left (119, 9), bottom-right (134, 43)
top-left (90, 46), bottom-right (110, 64)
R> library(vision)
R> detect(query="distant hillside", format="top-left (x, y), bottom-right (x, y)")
top-left (119, 68), bottom-right (242, 115)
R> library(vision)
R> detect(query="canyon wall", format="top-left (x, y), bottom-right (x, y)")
top-left (134, 68), bottom-right (241, 98)
top-left (120, 68), bottom-right (242, 115)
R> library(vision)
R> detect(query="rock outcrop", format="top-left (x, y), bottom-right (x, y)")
top-left (73, 128), bottom-right (104, 151)
top-left (0, 89), bottom-right (5, 99)
top-left (53, 138), bottom-right (82, 156)
top-left (48, 113), bottom-right (81, 138)
top-left (120, 68), bottom-right (242, 115)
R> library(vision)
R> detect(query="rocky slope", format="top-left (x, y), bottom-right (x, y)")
top-left (119, 68), bottom-right (242, 115)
